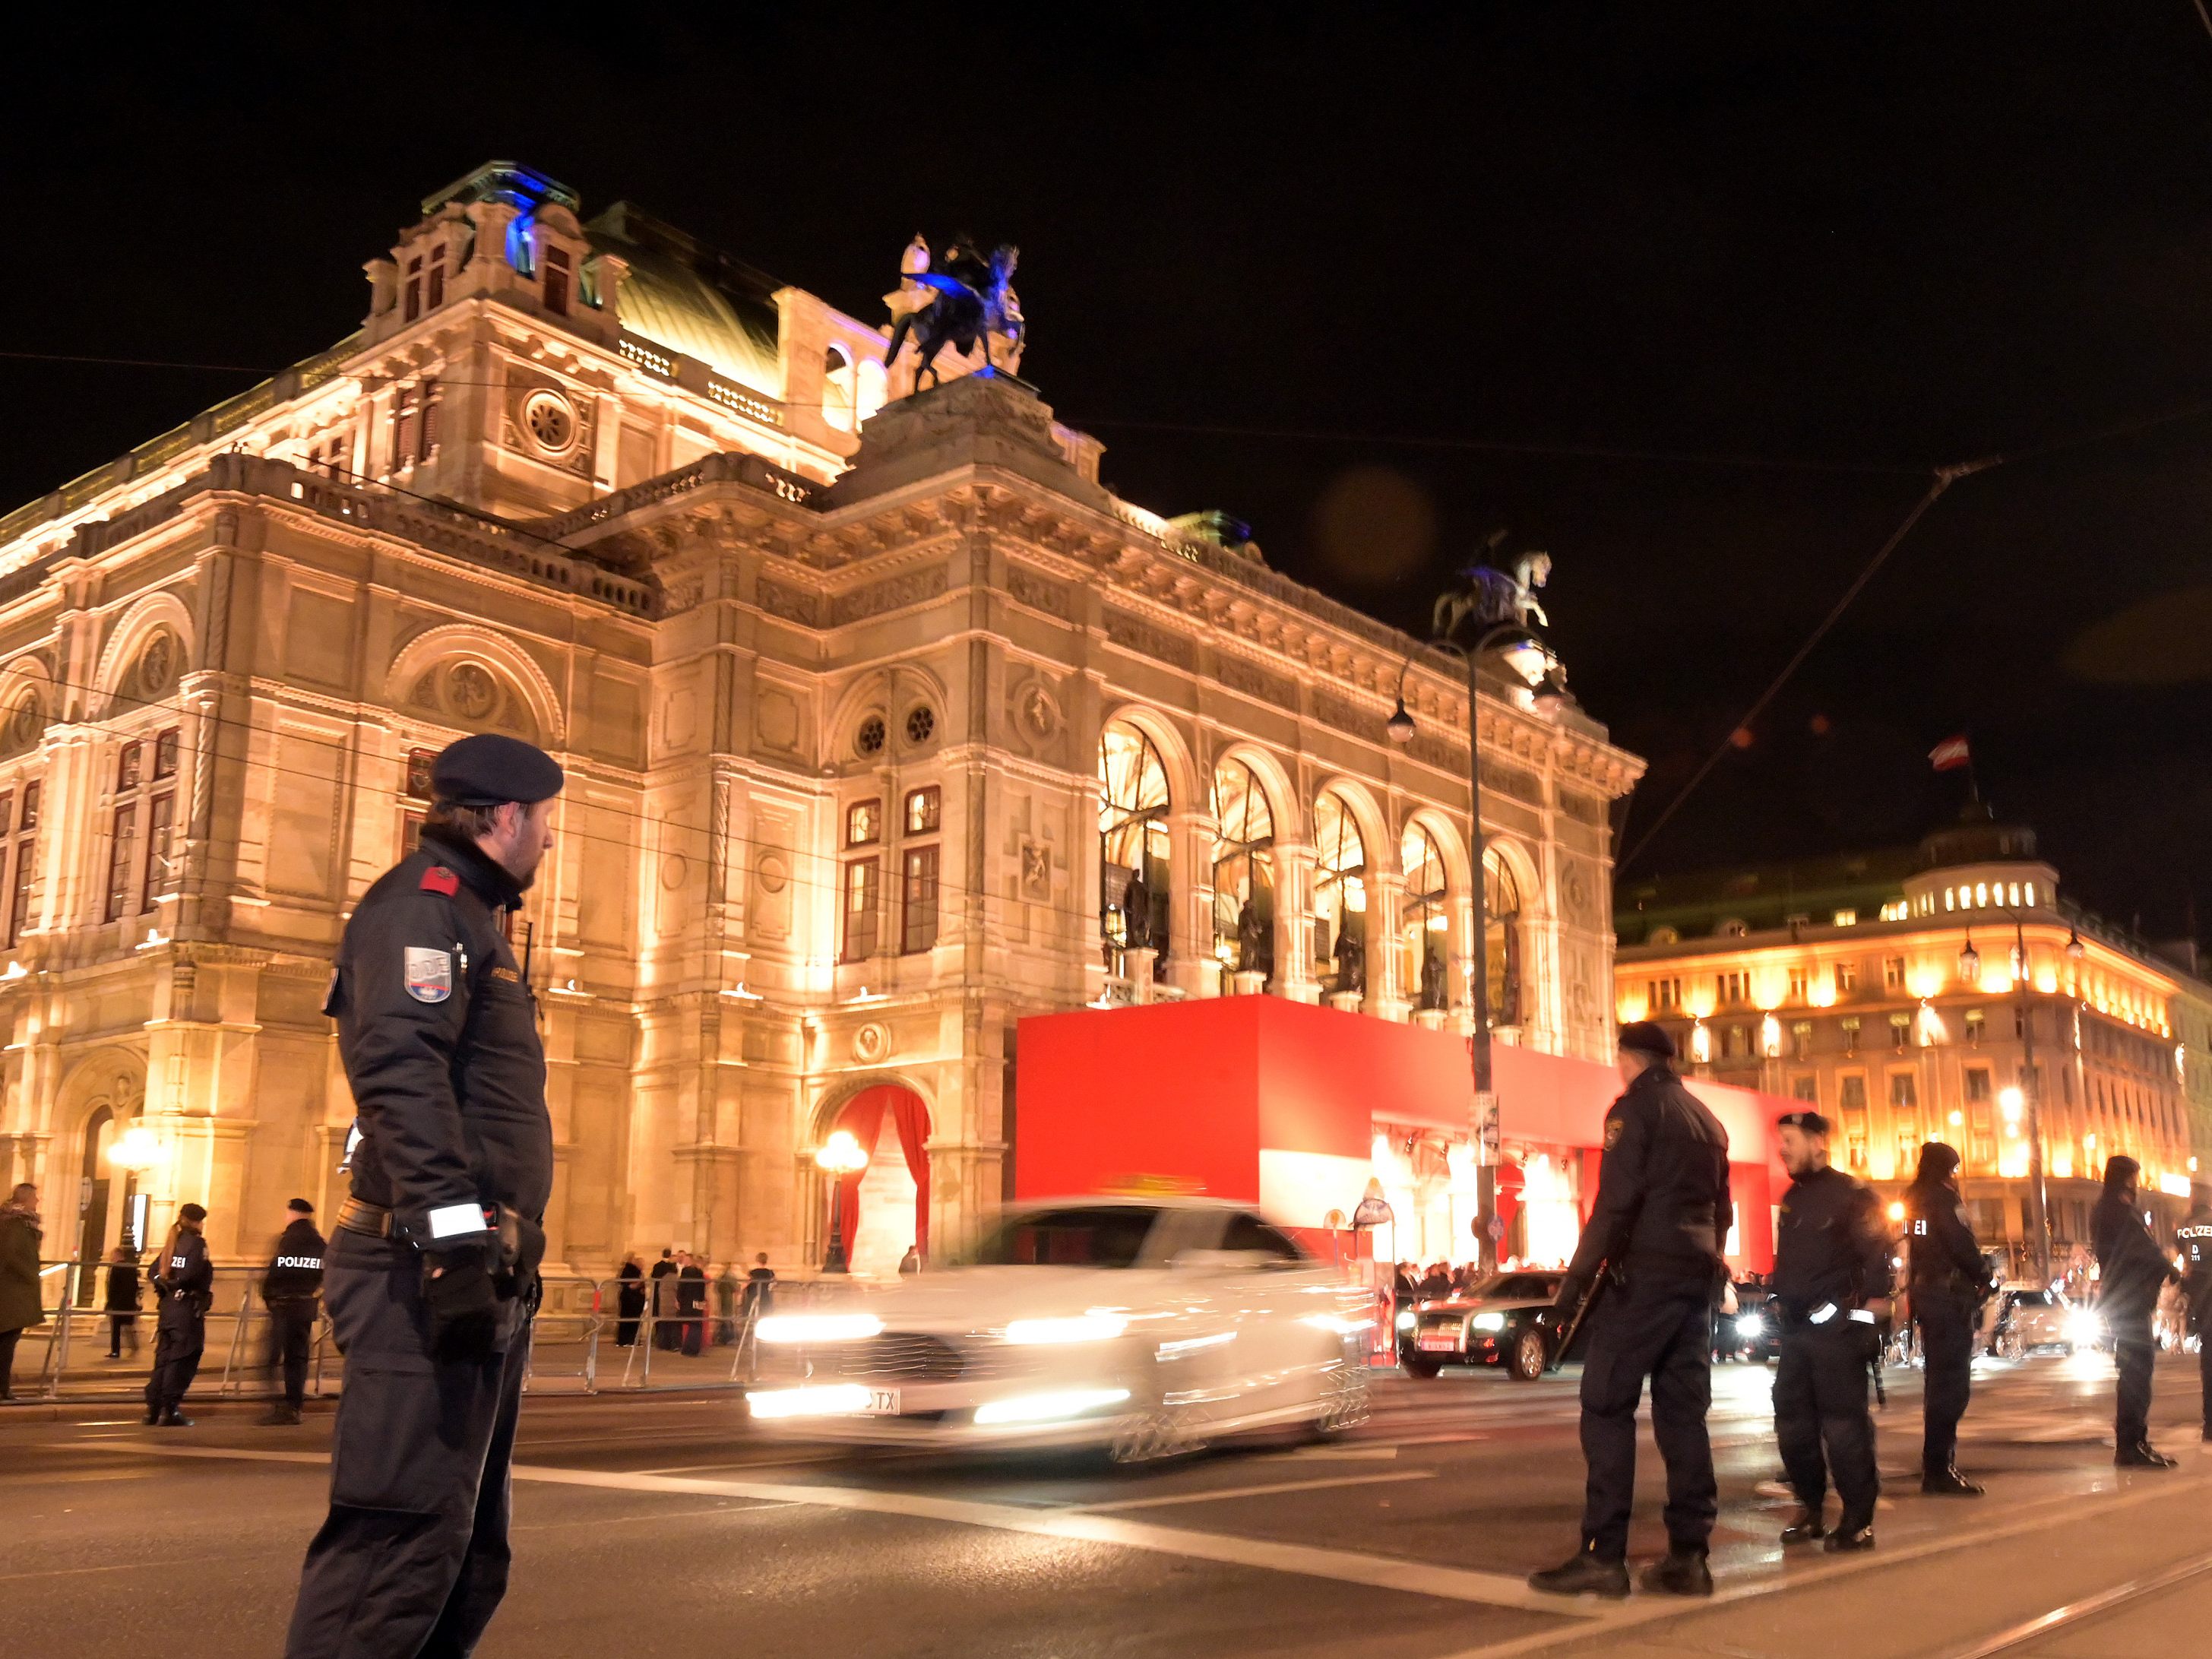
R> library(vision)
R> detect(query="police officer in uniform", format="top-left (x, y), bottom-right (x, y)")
top-left (2092, 1154), bottom-right (2182, 1467)
top-left (1903, 1141), bottom-right (1989, 1495)
top-left (1530, 1021), bottom-right (1731, 1600)
top-left (258, 1198), bottom-right (325, 1426)
top-left (2176, 1184), bottom-right (2212, 1447)
top-left (1771, 1112), bottom-right (1892, 1551)
top-left (144, 1202), bottom-right (212, 1426)
top-left (283, 734), bottom-right (562, 1659)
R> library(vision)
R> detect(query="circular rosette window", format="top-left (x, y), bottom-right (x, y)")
top-left (520, 388), bottom-right (580, 458)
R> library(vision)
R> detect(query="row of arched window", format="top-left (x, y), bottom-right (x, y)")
top-left (1097, 718), bottom-right (1523, 1021)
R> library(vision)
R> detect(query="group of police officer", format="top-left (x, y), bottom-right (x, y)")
top-left (1530, 1018), bottom-right (2212, 1600)
top-left (141, 727), bottom-right (2211, 1645)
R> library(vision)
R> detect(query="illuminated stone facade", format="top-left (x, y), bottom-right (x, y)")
top-left (0, 163), bottom-right (1639, 1277)
top-left (1618, 812), bottom-right (2204, 1258)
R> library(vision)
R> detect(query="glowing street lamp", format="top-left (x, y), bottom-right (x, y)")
top-left (108, 1126), bottom-right (163, 1174)
top-left (814, 1129), bottom-right (869, 1273)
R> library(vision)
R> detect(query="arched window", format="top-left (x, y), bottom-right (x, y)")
top-left (823, 345), bottom-right (856, 432)
top-left (1483, 849), bottom-right (1524, 1027)
top-left (1099, 721), bottom-right (1171, 970)
top-left (1312, 790), bottom-right (1368, 996)
top-left (1400, 823), bottom-right (1449, 1012)
top-left (1210, 758), bottom-right (1276, 979)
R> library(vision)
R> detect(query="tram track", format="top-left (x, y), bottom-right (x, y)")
top-left (1940, 1550), bottom-right (2212, 1657)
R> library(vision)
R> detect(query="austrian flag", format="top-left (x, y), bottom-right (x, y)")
top-left (1929, 735), bottom-right (1972, 772)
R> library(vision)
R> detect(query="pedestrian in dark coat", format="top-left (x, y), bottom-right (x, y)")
top-left (0, 1183), bottom-right (41, 1401)
top-left (650, 1249), bottom-right (679, 1350)
top-left (615, 1257), bottom-right (645, 1347)
top-left (676, 1253), bottom-right (708, 1357)
top-left (2093, 1155), bottom-right (2182, 1467)
top-left (1530, 1022), bottom-right (1730, 1600)
top-left (104, 1245), bottom-right (142, 1358)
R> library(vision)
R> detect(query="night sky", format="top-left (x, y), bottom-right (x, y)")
top-left (8, 7), bottom-right (2212, 939)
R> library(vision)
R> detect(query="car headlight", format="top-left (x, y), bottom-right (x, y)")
top-left (2065, 1309), bottom-right (2103, 1342)
top-left (1736, 1314), bottom-right (1764, 1338)
top-left (1470, 1312), bottom-right (1505, 1332)
top-left (1004, 1312), bottom-right (1129, 1345)
top-left (1396, 1309), bottom-right (1417, 1332)
top-left (755, 1313), bottom-right (884, 1344)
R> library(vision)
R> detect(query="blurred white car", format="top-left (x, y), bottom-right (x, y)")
top-left (1983, 1284), bottom-right (2102, 1358)
top-left (745, 1198), bottom-right (1373, 1461)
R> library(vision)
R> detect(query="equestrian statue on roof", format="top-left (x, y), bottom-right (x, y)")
top-left (882, 233), bottom-right (1025, 389)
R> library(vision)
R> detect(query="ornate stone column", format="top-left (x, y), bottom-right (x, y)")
top-left (1274, 841), bottom-right (1321, 1004)
top-left (1367, 872), bottom-right (1410, 1021)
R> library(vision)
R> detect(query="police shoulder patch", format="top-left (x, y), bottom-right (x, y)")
top-left (1603, 1113), bottom-right (1625, 1150)
top-left (403, 945), bottom-right (454, 1003)
top-left (419, 865), bottom-right (460, 896)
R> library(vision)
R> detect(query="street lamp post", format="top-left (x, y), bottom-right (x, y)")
top-left (1960, 912), bottom-right (2081, 1287)
top-left (1390, 600), bottom-right (1564, 1274)
top-left (815, 1129), bottom-right (869, 1273)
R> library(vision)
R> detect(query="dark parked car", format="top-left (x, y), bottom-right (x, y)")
top-left (1403, 1271), bottom-right (1592, 1381)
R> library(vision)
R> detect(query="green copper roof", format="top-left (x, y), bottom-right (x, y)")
top-left (588, 203), bottom-right (781, 394)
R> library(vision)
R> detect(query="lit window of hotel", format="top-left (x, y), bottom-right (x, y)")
top-left (1832, 908), bottom-right (1857, 927)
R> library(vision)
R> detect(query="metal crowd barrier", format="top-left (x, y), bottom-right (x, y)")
top-left (7, 1261), bottom-right (337, 1404)
top-left (4, 1261), bottom-right (846, 1404)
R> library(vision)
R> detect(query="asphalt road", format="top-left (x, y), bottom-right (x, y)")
top-left (9, 1350), bottom-right (2212, 1658)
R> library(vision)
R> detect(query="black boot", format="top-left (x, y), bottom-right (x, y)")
top-left (142, 1404), bottom-right (161, 1426)
top-left (1921, 1466), bottom-right (1985, 1496)
top-left (1638, 1548), bottom-right (1714, 1596)
top-left (2117, 1442), bottom-right (2179, 1467)
top-left (1824, 1520), bottom-right (1876, 1552)
top-left (1779, 1507), bottom-right (1826, 1544)
top-left (158, 1409), bottom-right (194, 1428)
top-left (258, 1404), bottom-right (302, 1426)
top-left (1527, 1550), bottom-right (1631, 1598)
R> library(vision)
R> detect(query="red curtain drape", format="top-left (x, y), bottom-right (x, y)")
top-left (833, 1087), bottom-right (934, 1262)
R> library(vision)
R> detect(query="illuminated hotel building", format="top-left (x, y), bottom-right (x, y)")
top-left (0, 162), bottom-right (1640, 1278)
top-left (1617, 810), bottom-right (2204, 1258)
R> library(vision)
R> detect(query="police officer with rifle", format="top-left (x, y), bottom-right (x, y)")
top-left (1528, 1021), bottom-right (1731, 1600)
top-left (1903, 1141), bottom-right (1989, 1495)
top-left (283, 734), bottom-right (562, 1659)
top-left (1771, 1111), bottom-right (1892, 1552)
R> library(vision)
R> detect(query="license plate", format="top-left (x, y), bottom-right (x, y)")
top-left (1416, 1334), bottom-right (1459, 1352)
top-left (863, 1388), bottom-right (900, 1415)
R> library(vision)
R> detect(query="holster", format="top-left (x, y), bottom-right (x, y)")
top-left (491, 1205), bottom-right (547, 1305)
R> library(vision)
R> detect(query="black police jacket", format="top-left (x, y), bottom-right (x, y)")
top-left (1774, 1164), bottom-right (1893, 1319)
top-left (328, 824), bottom-right (553, 1248)
top-left (1903, 1178), bottom-right (1986, 1296)
top-left (2093, 1192), bottom-right (2176, 1320)
top-left (2177, 1204), bottom-right (2212, 1301)
top-left (153, 1230), bottom-right (213, 1315)
top-left (1564, 1062), bottom-right (1731, 1293)
top-left (262, 1217), bottom-right (327, 1312)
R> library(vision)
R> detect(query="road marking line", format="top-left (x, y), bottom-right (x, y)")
top-left (1267, 1445), bottom-right (1403, 1461)
top-left (1436, 1470), bottom-right (2212, 1657)
top-left (1075, 1471), bottom-right (1435, 1512)
top-left (88, 1442), bottom-right (1598, 1621)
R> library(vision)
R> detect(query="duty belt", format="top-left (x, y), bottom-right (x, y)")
top-left (336, 1196), bottom-right (395, 1238)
